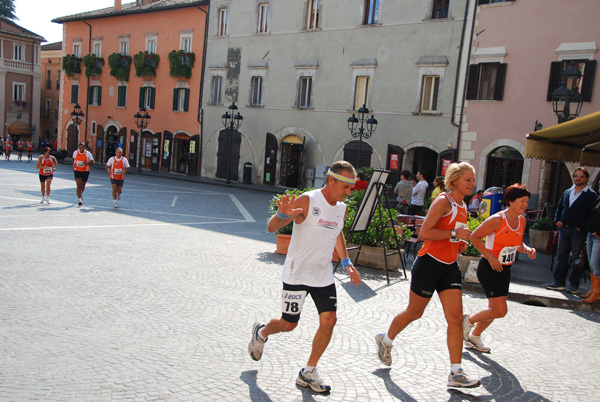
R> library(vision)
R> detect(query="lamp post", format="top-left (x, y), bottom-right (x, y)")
top-left (551, 61), bottom-right (584, 124)
top-left (134, 107), bottom-right (151, 172)
top-left (70, 103), bottom-right (84, 144)
top-left (221, 102), bottom-right (243, 184)
top-left (347, 104), bottom-right (377, 168)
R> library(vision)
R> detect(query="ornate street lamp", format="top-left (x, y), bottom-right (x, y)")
top-left (134, 107), bottom-right (151, 172)
top-left (347, 104), bottom-right (377, 168)
top-left (70, 103), bottom-right (85, 144)
top-left (551, 61), bottom-right (584, 123)
top-left (221, 102), bottom-right (243, 184)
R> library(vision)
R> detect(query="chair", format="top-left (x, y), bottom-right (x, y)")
top-left (404, 218), bottom-right (424, 260)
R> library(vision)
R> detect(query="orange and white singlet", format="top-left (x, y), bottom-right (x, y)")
top-left (417, 192), bottom-right (468, 264)
top-left (109, 157), bottom-right (125, 180)
top-left (27, 141), bottom-right (33, 151)
top-left (5, 140), bottom-right (12, 150)
top-left (485, 211), bottom-right (525, 265)
top-left (39, 157), bottom-right (54, 175)
top-left (73, 150), bottom-right (91, 172)
top-left (16, 140), bottom-right (24, 150)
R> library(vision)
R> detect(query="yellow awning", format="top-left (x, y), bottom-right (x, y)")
top-left (7, 121), bottom-right (32, 136)
top-left (525, 111), bottom-right (600, 166)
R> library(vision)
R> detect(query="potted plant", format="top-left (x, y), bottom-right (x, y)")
top-left (529, 217), bottom-right (554, 253)
top-left (343, 190), bottom-right (413, 271)
top-left (457, 214), bottom-right (485, 278)
top-left (62, 54), bottom-right (82, 77)
top-left (133, 51), bottom-right (160, 77)
top-left (108, 52), bottom-right (132, 82)
top-left (168, 50), bottom-right (195, 79)
top-left (269, 188), bottom-right (312, 254)
top-left (82, 54), bottom-right (104, 77)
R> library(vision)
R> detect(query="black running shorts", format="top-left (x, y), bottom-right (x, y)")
top-left (476, 257), bottom-right (512, 298)
top-left (410, 254), bottom-right (462, 298)
top-left (281, 282), bottom-right (337, 323)
top-left (74, 170), bottom-right (90, 182)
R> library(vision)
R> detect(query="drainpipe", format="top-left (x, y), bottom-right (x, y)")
top-left (453, 0), bottom-right (477, 161)
top-left (82, 20), bottom-right (92, 147)
top-left (196, 2), bottom-right (210, 177)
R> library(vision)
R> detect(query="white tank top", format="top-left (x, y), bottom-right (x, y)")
top-left (282, 189), bottom-right (347, 287)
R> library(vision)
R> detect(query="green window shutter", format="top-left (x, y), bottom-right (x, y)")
top-left (88, 87), bottom-right (93, 104)
top-left (97, 86), bottom-right (102, 106)
top-left (173, 88), bottom-right (178, 111)
top-left (184, 88), bottom-right (190, 112)
top-left (117, 86), bottom-right (126, 107)
top-left (150, 87), bottom-right (156, 109)
top-left (139, 87), bottom-right (145, 108)
top-left (71, 85), bottom-right (78, 103)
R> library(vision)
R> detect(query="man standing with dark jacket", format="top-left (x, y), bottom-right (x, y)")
top-left (546, 167), bottom-right (598, 293)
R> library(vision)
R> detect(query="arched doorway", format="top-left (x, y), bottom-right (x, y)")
top-left (280, 134), bottom-right (305, 188)
top-left (406, 146), bottom-right (438, 183)
top-left (485, 146), bottom-right (524, 189)
top-left (66, 124), bottom-right (78, 154)
top-left (104, 126), bottom-right (118, 163)
top-left (173, 133), bottom-right (191, 174)
top-left (343, 140), bottom-right (373, 169)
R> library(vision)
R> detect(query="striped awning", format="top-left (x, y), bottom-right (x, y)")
top-left (525, 111), bottom-right (600, 167)
top-left (7, 121), bottom-right (32, 136)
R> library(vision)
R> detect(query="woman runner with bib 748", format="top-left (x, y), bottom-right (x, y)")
top-left (462, 184), bottom-right (536, 353)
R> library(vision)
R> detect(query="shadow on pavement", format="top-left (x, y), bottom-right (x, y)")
top-left (372, 368), bottom-right (418, 401)
top-left (459, 351), bottom-right (552, 401)
top-left (239, 370), bottom-right (273, 402)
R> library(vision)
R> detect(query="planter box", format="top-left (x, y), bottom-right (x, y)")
top-left (529, 229), bottom-right (552, 253)
top-left (457, 254), bottom-right (480, 278)
top-left (347, 244), bottom-right (404, 271)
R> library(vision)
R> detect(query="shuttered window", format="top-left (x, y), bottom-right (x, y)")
top-left (172, 88), bottom-right (190, 112)
top-left (466, 63), bottom-right (507, 101)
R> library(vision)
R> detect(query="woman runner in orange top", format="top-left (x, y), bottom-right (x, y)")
top-left (36, 148), bottom-right (57, 204)
top-left (375, 162), bottom-right (481, 389)
top-left (462, 184), bottom-right (536, 353)
top-left (26, 139), bottom-right (34, 162)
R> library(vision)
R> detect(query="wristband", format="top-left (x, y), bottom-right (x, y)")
top-left (341, 258), bottom-right (353, 269)
top-left (277, 211), bottom-right (291, 220)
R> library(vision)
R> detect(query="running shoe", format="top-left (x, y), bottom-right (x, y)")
top-left (78, 198), bottom-right (83, 207)
top-left (375, 333), bottom-right (393, 366)
top-left (248, 322), bottom-right (266, 361)
top-left (114, 202), bottom-right (118, 209)
top-left (46, 198), bottom-right (52, 204)
top-left (462, 314), bottom-right (473, 342)
top-left (447, 368), bottom-right (481, 388)
top-left (566, 286), bottom-right (579, 294)
top-left (117, 193), bottom-right (121, 200)
top-left (545, 282), bottom-right (566, 291)
top-left (465, 335), bottom-right (491, 353)
top-left (296, 368), bottom-right (331, 393)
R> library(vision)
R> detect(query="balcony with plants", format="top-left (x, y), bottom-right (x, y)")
top-left (82, 54), bottom-right (104, 78)
top-left (108, 52), bottom-right (133, 82)
top-left (168, 50), bottom-right (195, 79)
top-left (62, 54), bottom-right (82, 77)
top-left (133, 51), bottom-right (160, 78)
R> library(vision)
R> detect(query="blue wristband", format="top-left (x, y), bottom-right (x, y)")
top-left (341, 258), bottom-right (352, 269)
top-left (277, 210), bottom-right (291, 220)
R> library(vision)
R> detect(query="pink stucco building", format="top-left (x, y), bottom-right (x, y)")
top-left (460, 0), bottom-right (599, 207)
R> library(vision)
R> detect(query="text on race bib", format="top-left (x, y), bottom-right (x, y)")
top-left (280, 290), bottom-right (307, 316)
top-left (76, 161), bottom-right (85, 167)
top-left (43, 167), bottom-right (52, 174)
top-left (114, 169), bottom-right (123, 175)
top-left (498, 246), bottom-right (518, 264)
top-left (450, 222), bottom-right (467, 243)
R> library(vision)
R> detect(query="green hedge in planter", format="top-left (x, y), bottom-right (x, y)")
top-left (133, 51), bottom-right (160, 77)
top-left (269, 188), bottom-right (313, 234)
top-left (461, 214), bottom-right (485, 257)
top-left (531, 217), bottom-right (553, 231)
top-left (168, 50), bottom-right (195, 79)
top-left (62, 54), bottom-right (82, 77)
top-left (108, 52), bottom-right (132, 81)
top-left (82, 54), bottom-right (104, 78)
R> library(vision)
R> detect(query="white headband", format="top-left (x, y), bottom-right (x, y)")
top-left (327, 169), bottom-right (357, 185)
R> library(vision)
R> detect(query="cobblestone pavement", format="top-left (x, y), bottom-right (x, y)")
top-left (1, 161), bottom-right (599, 401)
